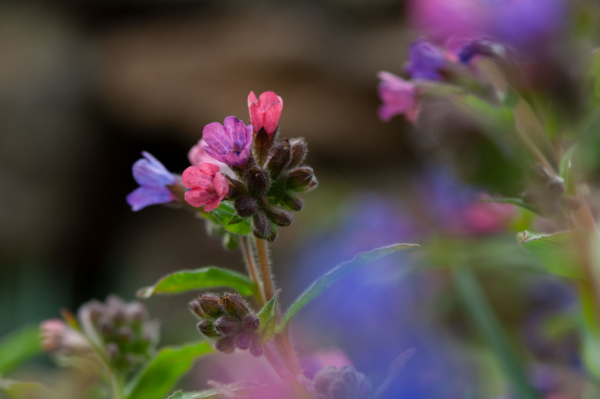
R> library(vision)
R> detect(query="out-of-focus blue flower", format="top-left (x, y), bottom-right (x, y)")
top-left (126, 152), bottom-right (177, 211)
top-left (405, 39), bottom-right (447, 81)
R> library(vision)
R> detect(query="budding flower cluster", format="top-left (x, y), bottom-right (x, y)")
top-left (311, 366), bottom-right (372, 399)
top-left (189, 293), bottom-right (263, 357)
top-left (79, 295), bottom-right (159, 374)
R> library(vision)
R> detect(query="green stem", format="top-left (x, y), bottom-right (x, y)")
top-left (241, 236), bottom-right (266, 306)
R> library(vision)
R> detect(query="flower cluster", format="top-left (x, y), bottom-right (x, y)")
top-left (79, 296), bottom-right (159, 374)
top-left (189, 293), bottom-right (263, 357)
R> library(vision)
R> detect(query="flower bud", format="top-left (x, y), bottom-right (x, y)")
top-left (286, 167), bottom-right (314, 190)
top-left (116, 326), bottom-right (133, 343)
top-left (267, 229), bottom-right (278, 243)
top-left (235, 333), bottom-right (251, 350)
top-left (249, 335), bottom-right (263, 357)
top-left (243, 315), bottom-right (260, 332)
top-left (304, 176), bottom-right (319, 192)
top-left (214, 316), bottom-right (240, 336)
top-left (548, 176), bottom-right (565, 197)
top-left (197, 320), bottom-right (219, 338)
top-left (234, 196), bottom-right (259, 218)
top-left (198, 294), bottom-right (224, 318)
top-left (98, 317), bottom-right (114, 337)
top-left (189, 299), bottom-right (204, 318)
top-left (220, 294), bottom-right (250, 318)
top-left (266, 140), bottom-right (291, 179)
top-left (265, 206), bottom-right (293, 227)
top-left (247, 167), bottom-right (270, 197)
top-left (215, 336), bottom-right (236, 354)
top-left (125, 302), bottom-right (147, 325)
top-left (252, 211), bottom-right (272, 240)
top-left (282, 194), bottom-right (304, 211)
top-left (253, 130), bottom-right (274, 166)
top-left (226, 177), bottom-right (247, 200)
top-left (289, 138), bottom-right (307, 168)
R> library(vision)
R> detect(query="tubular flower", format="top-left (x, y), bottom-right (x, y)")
top-left (377, 72), bottom-right (420, 122)
top-left (182, 162), bottom-right (229, 211)
top-left (405, 38), bottom-right (447, 81)
top-left (188, 138), bottom-right (232, 174)
top-left (202, 116), bottom-right (253, 167)
top-left (126, 152), bottom-right (177, 211)
top-left (248, 91), bottom-right (283, 136)
top-left (40, 319), bottom-right (90, 354)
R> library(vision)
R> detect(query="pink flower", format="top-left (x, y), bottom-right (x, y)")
top-left (188, 139), bottom-right (232, 174)
top-left (377, 72), bottom-right (420, 122)
top-left (248, 91), bottom-right (283, 136)
top-left (203, 116), bottom-right (253, 167)
top-left (182, 162), bottom-right (229, 211)
top-left (462, 194), bottom-right (516, 234)
top-left (40, 319), bottom-right (90, 353)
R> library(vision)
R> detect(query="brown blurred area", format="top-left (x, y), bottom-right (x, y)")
top-left (0, 0), bottom-right (418, 339)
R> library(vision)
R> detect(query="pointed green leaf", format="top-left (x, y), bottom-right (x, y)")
top-left (479, 197), bottom-right (537, 213)
top-left (137, 267), bottom-right (257, 298)
top-left (0, 326), bottom-right (42, 375)
top-left (278, 243), bottom-right (418, 332)
top-left (209, 202), bottom-right (252, 235)
top-left (256, 291), bottom-right (280, 344)
top-left (123, 342), bottom-right (213, 399)
top-left (0, 380), bottom-right (57, 399)
top-left (519, 230), bottom-right (587, 278)
top-left (228, 214), bottom-right (247, 226)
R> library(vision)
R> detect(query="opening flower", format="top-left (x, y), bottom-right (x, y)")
top-left (248, 91), bottom-right (283, 136)
top-left (377, 72), bottom-right (420, 122)
top-left (188, 138), bottom-right (232, 174)
top-left (40, 319), bottom-right (91, 354)
top-left (126, 152), bottom-right (177, 211)
top-left (202, 116), bottom-right (253, 167)
top-left (182, 162), bottom-right (229, 211)
top-left (405, 38), bottom-right (447, 81)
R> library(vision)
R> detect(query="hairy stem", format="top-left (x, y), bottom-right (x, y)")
top-left (254, 238), bottom-right (304, 377)
top-left (241, 236), bottom-right (266, 306)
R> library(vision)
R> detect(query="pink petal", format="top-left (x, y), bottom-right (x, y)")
top-left (213, 172), bottom-right (230, 197)
top-left (198, 162), bottom-right (220, 175)
top-left (204, 199), bottom-right (221, 212)
top-left (248, 92), bottom-right (262, 133)
top-left (185, 189), bottom-right (217, 208)
top-left (182, 165), bottom-right (214, 189)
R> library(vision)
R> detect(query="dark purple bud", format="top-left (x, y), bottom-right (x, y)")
top-left (106, 342), bottom-right (120, 361)
top-left (215, 336), bottom-right (236, 354)
top-left (252, 211), bottom-right (271, 240)
top-left (234, 196), bottom-right (259, 218)
top-left (266, 139), bottom-right (291, 179)
top-left (253, 129), bottom-right (275, 166)
top-left (289, 138), bottom-right (307, 168)
top-left (267, 229), bottom-right (278, 243)
top-left (247, 167), bottom-right (270, 198)
top-left (220, 294), bottom-right (250, 318)
top-left (249, 335), bottom-right (263, 357)
top-left (198, 294), bottom-right (223, 318)
top-left (304, 176), bottom-right (319, 192)
top-left (225, 177), bottom-right (247, 200)
top-left (214, 316), bottom-right (240, 336)
top-left (189, 299), bottom-right (204, 318)
top-left (286, 167), bottom-right (314, 190)
top-left (116, 326), bottom-right (133, 343)
top-left (282, 194), bottom-right (304, 211)
top-left (243, 315), bottom-right (260, 331)
top-left (265, 206), bottom-right (293, 227)
top-left (125, 302), bottom-right (147, 325)
top-left (86, 301), bottom-right (104, 323)
top-left (197, 319), bottom-right (219, 338)
top-left (98, 317), bottom-right (114, 337)
top-left (235, 333), bottom-right (251, 351)
top-left (548, 176), bottom-right (565, 197)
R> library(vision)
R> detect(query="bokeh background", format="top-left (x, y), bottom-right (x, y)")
top-left (2, 0), bottom-right (600, 397)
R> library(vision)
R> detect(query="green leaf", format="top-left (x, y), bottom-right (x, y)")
top-left (450, 94), bottom-right (514, 131)
top-left (0, 326), bottom-right (42, 376)
top-left (519, 230), bottom-right (586, 279)
top-left (167, 390), bottom-right (220, 399)
top-left (137, 267), bottom-right (257, 298)
top-left (0, 380), bottom-right (57, 399)
top-left (123, 341), bottom-right (213, 399)
top-left (278, 243), bottom-right (418, 332)
top-left (256, 291), bottom-right (280, 344)
top-left (479, 197), bottom-right (537, 213)
top-left (209, 202), bottom-right (252, 235)
top-left (454, 269), bottom-right (539, 399)
top-left (559, 145), bottom-right (577, 196)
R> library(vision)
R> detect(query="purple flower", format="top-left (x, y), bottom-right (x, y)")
top-left (405, 39), bottom-right (447, 81)
top-left (377, 72), bottom-right (420, 122)
top-left (456, 38), bottom-right (501, 64)
top-left (126, 152), bottom-right (176, 211)
top-left (202, 116), bottom-right (253, 167)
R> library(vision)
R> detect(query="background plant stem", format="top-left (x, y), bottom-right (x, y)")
top-left (241, 236), bottom-right (266, 306)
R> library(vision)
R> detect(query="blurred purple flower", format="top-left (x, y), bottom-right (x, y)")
top-left (377, 72), bottom-right (419, 122)
top-left (126, 151), bottom-right (176, 211)
top-left (405, 39), bottom-right (447, 80)
top-left (203, 116), bottom-right (253, 167)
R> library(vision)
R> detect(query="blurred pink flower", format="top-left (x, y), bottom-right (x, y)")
top-left (409, 0), bottom-right (486, 43)
top-left (188, 139), bottom-right (232, 175)
top-left (248, 91), bottom-right (283, 136)
top-left (377, 72), bottom-right (420, 122)
top-left (301, 348), bottom-right (353, 378)
top-left (462, 194), bottom-right (516, 234)
top-left (182, 162), bottom-right (229, 211)
top-left (40, 319), bottom-right (90, 353)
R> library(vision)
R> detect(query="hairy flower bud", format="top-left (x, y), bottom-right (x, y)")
top-left (234, 196), bottom-right (259, 218)
top-left (189, 299), bottom-right (204, 318)
top-left (243, 315), bottom-right (260, 332)
top-left (548, 176), bottom-right (565, 197)
top-left (266, 140), bottom-right (291, 179)
top-left (235, 333), bottom-right (251, 351)
top-left (214, 316), bottom-right (240, 336)
top-left (215, 336), bottom-right (236, 354)
top-left (267, 229), bottom-right (278, 243)
top-left (249, 335), bottom-right (263, 357)
top-left (220, 295), bottom-right (250, 318)
top-left (252, 211), bottom-right (272, 240)
top-left (282, 194), bottom-right (304, 211)
top-left (197, 320), bottom-right (219, 338)
top-left (247, 167), bottom-right (270, 197)
top-left (304, 176), bottom-right (319, 193)
top-left (289, 138), bottom-right (308, 168)
top-left (198, 294), bottom-right (223, 318)
top-left (253, 130), bottom-right (274, 166)
top-left (286, 167), bottom-right (314, 190)
top-left (265, 206), bottom-right (294, 227)
top-left (226, 177), bottom-right (247, 200)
